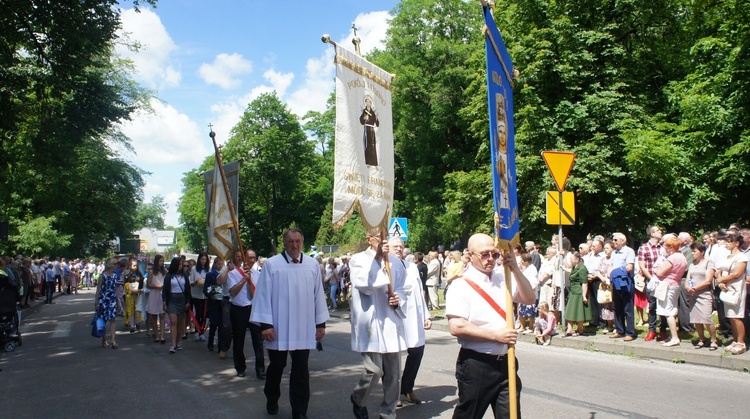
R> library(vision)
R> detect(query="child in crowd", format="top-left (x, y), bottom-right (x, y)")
top-left (534, 302), bottom-right (557, 346)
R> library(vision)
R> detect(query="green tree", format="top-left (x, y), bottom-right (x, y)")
top-left (370, 0), bottom-right (486, 250)
top-left (221, 92), bottom-right (325, 255)
top-left (10, 215), bottom-right (72, 256)
top-left (0, 1), bottom-right (156, 256)
top-left (135, 195), bottom-right (167, 229)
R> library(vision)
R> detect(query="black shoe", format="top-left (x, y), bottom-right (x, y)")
top-left (236, 371), bottom-right (245, 377)
top-left (207, 344), bottom-right (214, 352)
top-left (351, 394), bottom-right (368, 419)
top-left (267, 401), bottom-right (279, 415)
top-left (256, 370), bottom-right (266, 379)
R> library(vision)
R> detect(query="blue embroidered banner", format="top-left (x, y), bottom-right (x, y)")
top-left (483, 5), bottom-right (519, 248)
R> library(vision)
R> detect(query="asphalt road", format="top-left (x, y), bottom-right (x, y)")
top-left (3, 289), bottom-right (749, 418)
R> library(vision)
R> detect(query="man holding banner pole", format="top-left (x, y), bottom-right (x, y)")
top-left (446, 233), bottom-right (535, 419)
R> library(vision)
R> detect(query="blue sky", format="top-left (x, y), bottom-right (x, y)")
top-left (115, 0), bottom-right (400, 226)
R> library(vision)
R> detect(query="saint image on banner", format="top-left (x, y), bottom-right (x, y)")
top-left (360, 95), bottom-right (379, 166)
top-left (494, 92), bottom-right (509, 209)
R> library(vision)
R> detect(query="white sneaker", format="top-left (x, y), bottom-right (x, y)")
top-left (199, 334), bottom-right (206, 342)
top-left (169, 346), bottom-right (177, 354)
top-left (194, 333), bottom-right (201, 342)
top-left (176, 343), bottom-right (183, 350)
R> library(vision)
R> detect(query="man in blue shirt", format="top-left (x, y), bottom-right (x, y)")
top-left (609, 233), bottom-right (636, 341)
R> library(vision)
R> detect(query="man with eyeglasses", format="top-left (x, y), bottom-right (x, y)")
top-left (349, 230), bottom-right (407, 419)
top-left (637, 226), bottom-right (667, 342)
top-left (446, 233), bottom-right (535, 419)
top-left (610, 232), bottom-right (637, 341)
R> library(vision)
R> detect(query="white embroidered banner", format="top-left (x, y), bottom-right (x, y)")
top-left (333, 45), bottom-right (394, 232)
top-left (207, 159), bottom-right (233, 261)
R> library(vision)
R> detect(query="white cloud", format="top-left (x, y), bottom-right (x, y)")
top-left (120, 99), bottom-right (211, 165)
top-left (286, 50), bottom-right (336, 117)
top-left (117, 8), bottom-right (181, 89)
top-left (285, 10), bottom-right (392, 117)
top-left (345, 11), bottom-right (392, 56)
top-left (198, 53), bottom-right (253, 89)
top-left (163, 192), bottom-right (182, 227)
top-left (207, 69), bottom-right (295, 142)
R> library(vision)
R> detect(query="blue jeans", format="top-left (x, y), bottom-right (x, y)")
top-left (330, 283), bottom-right (338, 309)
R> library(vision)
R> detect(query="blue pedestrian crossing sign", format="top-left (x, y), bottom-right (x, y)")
top-left (388, 218), bottom-right (408, 241)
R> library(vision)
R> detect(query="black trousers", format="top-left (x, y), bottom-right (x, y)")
top-left (453, 348), bottom-right (521, 419)
top-left (192, 297), bottom-right (206, 332)
top-left (613, 289), bottom-right (635, 337)
top-left (229, 304), bottom-right (265, 373)
top-left (265, 349), bottom-right (310, 417)
top-left (713, 287), bottom-right (733, 337)
top-left (220, 298), bottom-right (232, 352)
top-left (400, 345), bottom-right (425, 395)
top-left (587, 278), bottom-right (602, 328)
top-left (647, 292), bottom-right (667, 334)
top-left (206, 298), bottom-right (222, 347)
top-left (230, 304), bottom-right (251, 373)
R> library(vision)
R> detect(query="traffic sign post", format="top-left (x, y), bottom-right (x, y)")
top-left (541, 150), bottom-right (576, 323)
top-left (545, 191), bottom-right (575, 225)
top-left (388, 218), bottom-right (408, 241)
top-left (542, 151), bottom-right (575, 192)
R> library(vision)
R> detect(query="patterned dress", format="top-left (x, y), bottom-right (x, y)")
top-left (97, 273), bottom-right (118, 321)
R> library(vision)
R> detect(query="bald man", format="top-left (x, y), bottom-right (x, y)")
top-left (446, 233), bottom-right (535, 419)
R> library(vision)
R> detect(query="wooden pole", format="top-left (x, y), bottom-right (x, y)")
top-left (209, 126), bottom-right (252, 294)
top-left (500, 240), bottom-right (518, 419)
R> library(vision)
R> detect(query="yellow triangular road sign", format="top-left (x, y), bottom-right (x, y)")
top-left (541, 151), bottom-right (575, 192)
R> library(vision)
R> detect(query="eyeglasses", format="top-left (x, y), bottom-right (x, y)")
top-left (475, 251), bottom-right (501, 261)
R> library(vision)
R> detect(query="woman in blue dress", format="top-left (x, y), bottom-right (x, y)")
top-left (96, 258), bottom-right (119, 348)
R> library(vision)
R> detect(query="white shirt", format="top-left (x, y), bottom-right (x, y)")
top-left (583, 251), bottom-right (603, 276)
top-left (445, 264), bottom-right (522, 356)
top-left (227, 266), bottom-right (256, 307)
top-left (400, 259), bottom-right (430, 348)
top-left (349, 248), bottom-right (407, 353)
top-left (250, 252), bottom-right (329, 351)
top-left (189, 266), bottom-right (208, 299)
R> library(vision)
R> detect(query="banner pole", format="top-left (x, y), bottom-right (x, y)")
top-left (498, 239), bottom-right (518, 419)
top-left (209, 126), bottom-right (249, 281)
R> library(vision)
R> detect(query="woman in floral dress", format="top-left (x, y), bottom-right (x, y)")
top-left (96, 258), bottom-right (119, 348)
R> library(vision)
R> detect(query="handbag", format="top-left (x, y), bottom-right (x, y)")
top-left (633, 274), bottom-right (645, 292)
top-left (719, 287), bottom-right (741, 306)
top-left (654, 280), bottom-right (669, 302)
top-left (597, 282), bottom-right (612, 304)
top-left (91, 314), bottom-right (105, 338)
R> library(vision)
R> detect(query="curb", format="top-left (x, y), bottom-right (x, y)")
top-left (327, 310), bottom-right (750, 372)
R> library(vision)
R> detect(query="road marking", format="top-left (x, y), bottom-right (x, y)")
top-left (51, 321), bottom-right (73, 338)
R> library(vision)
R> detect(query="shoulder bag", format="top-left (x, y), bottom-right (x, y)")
top-left (597, 282), bottom-right (612, 304)
top-left (718, 259), bottom-right (741, 306)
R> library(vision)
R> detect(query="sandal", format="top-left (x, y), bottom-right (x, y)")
top-left (662, 339), bottom-right (680, 347)
top-left (709, 342), bottom-right (719, 351)
top-left (694, 340), bottom-right (705, 349)
top-left (730, 343), bottom-right (747, 355)
top-left (111, 343), bottom-right (119, 349)
top-left (571, 332), bottom-right (580, 337)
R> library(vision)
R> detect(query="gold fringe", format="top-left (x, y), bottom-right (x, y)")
top-left (335, 54), bottom-right (393, 91)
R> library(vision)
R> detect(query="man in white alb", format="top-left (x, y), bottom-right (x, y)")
top-left (349, 230), bottom-right (407, 419)
top-left (251, 228), bottom-right (329, 419)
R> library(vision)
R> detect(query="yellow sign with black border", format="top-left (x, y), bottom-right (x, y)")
top-left (546, 191), bottom-right (575, 225)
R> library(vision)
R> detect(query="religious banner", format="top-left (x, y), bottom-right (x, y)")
top-left (203, 160), bottom-right (240, 221)
top-left (207, 159), bottom-right (234, 261)
top-left (484, 5), bottom-right (520, 248)
top-left (332, 45), bottom-right (395, 233)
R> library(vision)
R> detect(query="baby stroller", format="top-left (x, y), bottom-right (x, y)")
top-left (0, 284), bottom-right (22, 352)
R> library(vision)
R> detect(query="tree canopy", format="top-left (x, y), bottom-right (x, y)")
top-left (0, 1), bottom-right (156, 256)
